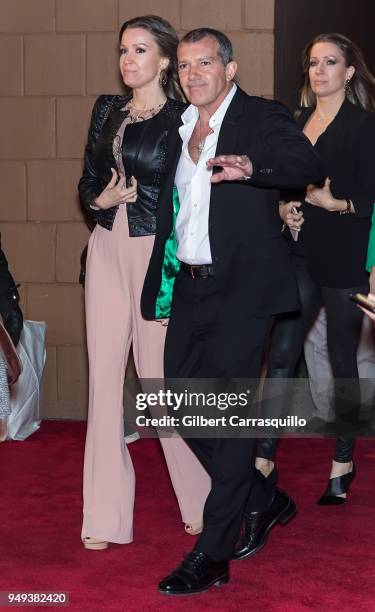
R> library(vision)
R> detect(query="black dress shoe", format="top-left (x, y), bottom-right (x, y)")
top-left (158, 551), bottom-right (229, 596)
top-left (317, 461), bottom-right (356, 506)
top-left (233, 489), bottom-right (297, 561)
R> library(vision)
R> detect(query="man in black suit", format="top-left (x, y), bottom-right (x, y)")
top-left (141, 28), bottom-right (323, 596)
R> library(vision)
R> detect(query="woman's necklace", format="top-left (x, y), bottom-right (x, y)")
top-left (126, 99), bottom-right (166, 123)
top-left (313, 109), bottom-right (336, 124)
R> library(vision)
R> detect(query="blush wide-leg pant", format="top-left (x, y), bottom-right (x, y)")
top-left (82, 206), bottom-right (210, 544)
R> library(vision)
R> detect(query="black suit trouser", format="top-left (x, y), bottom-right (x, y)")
top-left (164, 271), bottom-right (274, 561)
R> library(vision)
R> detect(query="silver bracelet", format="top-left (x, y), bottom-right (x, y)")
top-left (339, 199), bottom-right (352, 215)
top-left (89, 199), bottom-right (101, 211)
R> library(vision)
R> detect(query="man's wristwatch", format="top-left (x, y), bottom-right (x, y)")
top-left (239, 155), bottom-right (252, 181)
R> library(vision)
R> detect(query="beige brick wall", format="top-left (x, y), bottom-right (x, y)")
top-left (0, 0), bottom-right (274, 419)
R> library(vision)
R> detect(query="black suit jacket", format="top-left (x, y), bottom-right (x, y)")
top-left (141, 88), bottom-right (324, 320)
top-left (297, 99), bottom-right (375, 288)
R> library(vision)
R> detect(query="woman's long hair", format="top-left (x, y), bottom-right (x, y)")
top-left (119, 15), bottom-right (184, 101)
top-left (300, 33), bottom-right (375, 111)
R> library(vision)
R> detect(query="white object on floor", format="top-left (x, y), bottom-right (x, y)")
top-left (7, 320), bottom-right (46, 440)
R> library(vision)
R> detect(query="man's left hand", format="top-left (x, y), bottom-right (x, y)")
top-left (207, 155), bottom-right (253, 183)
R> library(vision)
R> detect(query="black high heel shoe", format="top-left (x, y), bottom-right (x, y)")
top-left (317, 462), bottom-right (356, 506)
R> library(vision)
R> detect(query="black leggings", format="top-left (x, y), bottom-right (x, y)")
top-left (257, 255), bottom-right (367, 464)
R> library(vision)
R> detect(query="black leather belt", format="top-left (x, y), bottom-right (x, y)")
top-left (180, 262), bottom-right (214, 279)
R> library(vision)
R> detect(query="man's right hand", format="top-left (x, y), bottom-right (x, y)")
top-left (280, 201), bottom-right (304, 233)
top-left (93, 169), bottom-right (138, 210)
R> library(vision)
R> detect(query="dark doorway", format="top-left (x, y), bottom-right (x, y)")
top-left (274, 0), bottom-right (375, 111)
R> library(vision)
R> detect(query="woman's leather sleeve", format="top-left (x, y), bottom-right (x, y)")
top-left (78, 95), bottom-right (111, 224)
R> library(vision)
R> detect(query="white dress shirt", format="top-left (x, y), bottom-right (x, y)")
top-left (175, 83), bottom-right (237, 264)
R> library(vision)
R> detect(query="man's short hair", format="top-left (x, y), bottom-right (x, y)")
top-left (180, 28), bottom-right (233, 66)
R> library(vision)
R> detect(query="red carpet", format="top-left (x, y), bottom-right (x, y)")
top-left (1, 422), bottom-right (375, 611)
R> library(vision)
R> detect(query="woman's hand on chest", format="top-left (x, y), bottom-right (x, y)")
top-left (93, 170), bottom-right (138, 210)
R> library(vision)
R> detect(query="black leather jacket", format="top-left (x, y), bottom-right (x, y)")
top-left (78, 95), bottom-right (186, 236)
top-left (0, 248), bottom-right (23, 346)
